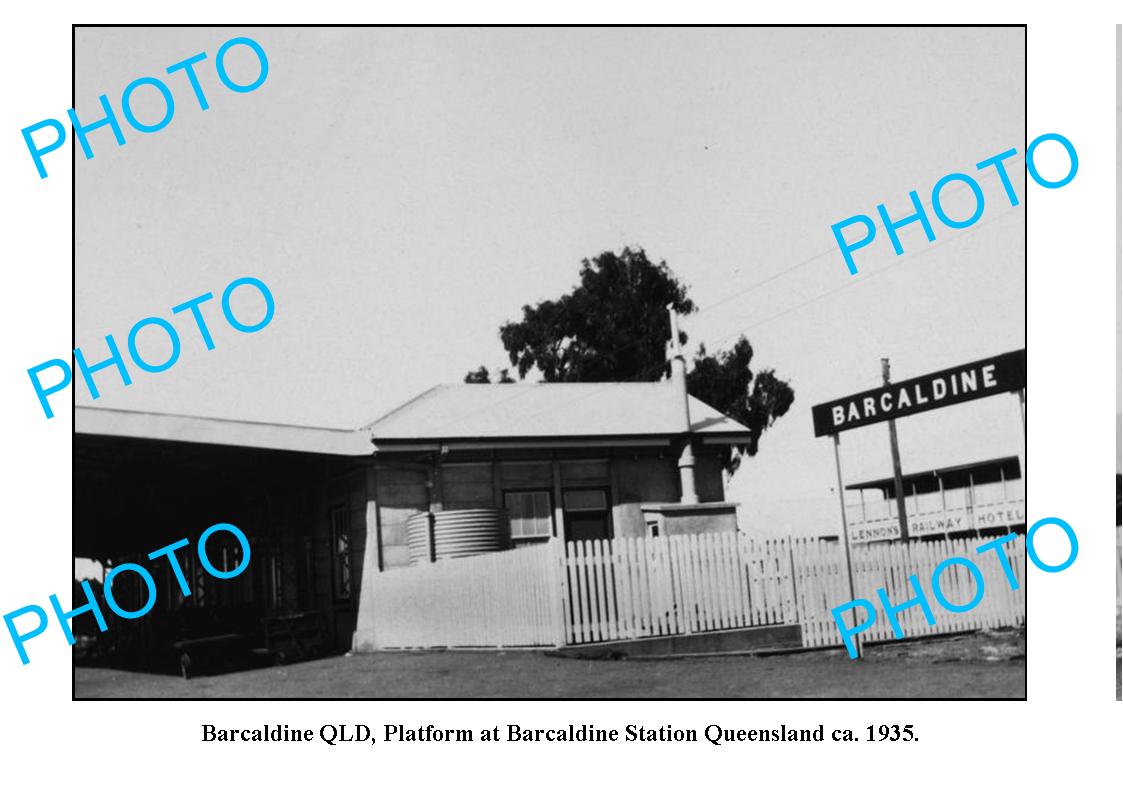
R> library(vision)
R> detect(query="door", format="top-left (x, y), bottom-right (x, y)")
top-left (562, 488), bottom-right (612, 542)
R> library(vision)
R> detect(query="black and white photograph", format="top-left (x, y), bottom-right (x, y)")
top-left (72, 25), bottom-right (1027, 699)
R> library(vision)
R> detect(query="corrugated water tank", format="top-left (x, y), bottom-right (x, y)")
top-left (406, 508), bottom-right (508, 564)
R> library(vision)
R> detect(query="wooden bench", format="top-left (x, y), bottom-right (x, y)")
top-left (260, 611), bottom-right (327, 664)
top-left (172, 632), bottom-right (251, 679)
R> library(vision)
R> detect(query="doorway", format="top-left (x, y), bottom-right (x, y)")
top-left (562, 488), bottom-right (613, 542)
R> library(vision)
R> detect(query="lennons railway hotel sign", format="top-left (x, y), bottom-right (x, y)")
top-left (811, 349), bottom-right (1026, 438)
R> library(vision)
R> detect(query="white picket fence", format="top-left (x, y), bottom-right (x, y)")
top-left (562, 534), bottom-right (798, 643)
top-left (561, 533), bottom-right (1025, 647)
top-left (368, 531), bottom-right (1026, 650)
top-left (790, 535), bottom-right (1027, 647)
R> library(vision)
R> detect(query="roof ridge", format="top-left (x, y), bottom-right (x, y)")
top-left (361, 383), bottom-right (449, 429)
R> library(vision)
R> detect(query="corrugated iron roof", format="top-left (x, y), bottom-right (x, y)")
top-left (75, 382), bottom-right (752, 455)
top-left (76, 406), bottom-right (371, 456)
top-left (364, 382), bottom-right (752, 441)
top-left (845, 455), bottom-right (1022, 494)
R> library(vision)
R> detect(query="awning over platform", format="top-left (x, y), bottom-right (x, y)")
top-left (76, 406), bottom-right (372, 456)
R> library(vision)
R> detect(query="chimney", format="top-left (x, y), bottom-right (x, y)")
top-left (668, 305), bottom-right (699, 504)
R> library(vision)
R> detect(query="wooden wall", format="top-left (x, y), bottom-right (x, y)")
top-left (368, 449), bottom-right (728, 565)
top-left (373, 466), bottom-right (429, 570)
top-left (311, 465), bottom-right (369, 650)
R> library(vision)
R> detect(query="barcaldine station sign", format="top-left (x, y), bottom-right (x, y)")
top-left (811, 349), bottom-right (1026, 438)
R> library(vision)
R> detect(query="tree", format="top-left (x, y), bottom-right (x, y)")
top-left (463, 366), bottom-right (515, 384)
top-left (499, 248), bottom-right (693, 382)
top-left (464, 366), bottom-right (491, 384)
top-left (688, 339), bottom-right (795, 475)
top-left (486, 247), bottom-right (794, 473)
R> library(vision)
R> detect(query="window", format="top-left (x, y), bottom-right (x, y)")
top-left (563, 488), bottom-right (612, 542)
top-left (267, 547), bottom-right (284, 611)
top-left (330, 505), bottom-right (352, 602)
top-left (505, 490), bottom-right (554, 540)
top-left (301, 537), bottom-right (316, 607)
top-left (187, 534), bottom-right (252, 607)
top-left (167, 548), bottom-right (193, 608)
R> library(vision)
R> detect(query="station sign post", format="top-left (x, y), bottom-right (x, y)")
top-left (810, 348), bottom-right (1027, 659)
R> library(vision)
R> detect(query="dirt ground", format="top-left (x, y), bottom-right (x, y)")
top-left (75, 629), bottom-right (1024, 699)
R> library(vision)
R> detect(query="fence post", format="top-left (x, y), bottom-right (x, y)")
top-left (548, 536), bottom-right (569, 647)
top-left (787, 537), bottom-right (800, 625)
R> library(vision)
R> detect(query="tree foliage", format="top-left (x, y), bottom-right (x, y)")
top-left (688, 339), bottom-right (795, 474)
top-left (463, 366), bottom-right (515, 384)
top-left (499, 248), bottom-right (693, 382)
top-left (483, 247), bottom-right (794, 474)
top-left (464, 366), bottom-right (491, 384)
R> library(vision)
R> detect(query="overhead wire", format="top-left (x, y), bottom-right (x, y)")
top-left (484, 201), bottom-right (1025, 428)
top-left (427, 167), bottom-right (1022, 433)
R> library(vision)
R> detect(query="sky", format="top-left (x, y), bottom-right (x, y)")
top-left (74, 26), bottom-right (1026, 536)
